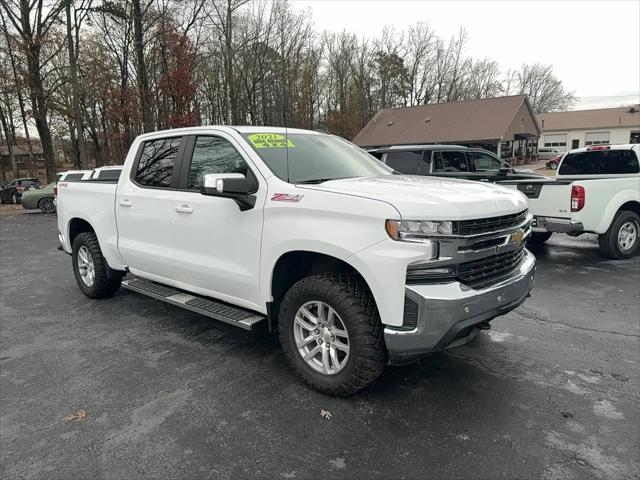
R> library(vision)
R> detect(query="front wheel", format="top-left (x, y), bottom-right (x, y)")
top-left (72, 232), bottom-right (122, 298)
top-left (528, 231), bottom-right (553, 245)
top-left (278, 274), bottom-right (387, 396)
top-left (548, 162), bottom-right (558, 170)
top-left (598, 211), bottom-right (640, 260)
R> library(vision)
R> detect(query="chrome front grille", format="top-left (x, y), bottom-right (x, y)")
top-left (455, 210), bottom-right (528, 236)
top-left (457, 247), bottom-right (526, 289)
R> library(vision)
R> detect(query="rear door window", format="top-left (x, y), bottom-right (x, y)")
top-left (134, 137), bottom-right (182, 188)
top-left (385, 151), bottom-right (423, 174)
top-left (559, 149), bottom-right (639, 175)
top-left (433, 151), bottom-right (469, 172)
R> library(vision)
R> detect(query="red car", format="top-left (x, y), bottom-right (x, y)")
top-left (546, 155), bottom-right (562, 170)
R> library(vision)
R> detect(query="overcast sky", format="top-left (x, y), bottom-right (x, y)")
top-left (291, 0), bottom-right (640, 110)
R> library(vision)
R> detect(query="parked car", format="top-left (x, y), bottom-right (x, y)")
top-left (501, 144), bottom-right (640, 259)
top-left (0, 177), bottom-right (41, 204)
top-left (538, 147), bottom-right (563, 160)
top-left (546, 155), bottom-right (563, 170)
top-left (369, 145), bottom-right (545, 182)
top-left (20, 182), bottom-right (56, 213)
top-left (57, 126), bottom-right (535, 395)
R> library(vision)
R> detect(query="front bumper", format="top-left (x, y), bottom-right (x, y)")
top-left (533, 216), bottom-right (584, 234)
top-left (384, 249), bottom-right (536, 365)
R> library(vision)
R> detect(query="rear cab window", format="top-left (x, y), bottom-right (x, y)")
top-left (559, 149), bottom-right (639, 175)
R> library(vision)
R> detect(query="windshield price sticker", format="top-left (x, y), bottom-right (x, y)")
top-left (248, 133), bottom-right (295, 149)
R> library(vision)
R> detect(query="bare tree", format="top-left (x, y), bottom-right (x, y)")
top-left (515, 63), bottom-right (575, 113)
top-left (1, 0), bottom-right (65, 181)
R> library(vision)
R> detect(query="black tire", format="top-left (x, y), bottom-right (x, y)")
top-left (598, 210), bottom-right (640, 260)
top-left (72, 231), bottom-right (122, 298)
top-left (549, 162), bottom-right (558, 170)
top-left (38, 197), bottom-right (56, 213)
top-left (278, 273), bottom-right (387, 396)
top-left (528, 231), bottom-right (553, 245)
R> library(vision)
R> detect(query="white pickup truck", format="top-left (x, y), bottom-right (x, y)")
top-left (500, 144), bottom-right (640, 259)
top-left (57, 126), bottom-right (535, 395)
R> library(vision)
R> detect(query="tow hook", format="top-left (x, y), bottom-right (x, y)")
top-left (477, 322), bottom-right (491, 330)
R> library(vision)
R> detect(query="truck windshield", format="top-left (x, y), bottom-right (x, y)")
top-left (240, 132), bottom-right (392, 183)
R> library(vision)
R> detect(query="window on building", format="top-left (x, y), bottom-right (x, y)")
top-left (630, 131), bottom-right (640, 144)
top-left (134, 137), bottom-right (181, 188)
top-left (543, 134), bottom-right (567, 148)
top-left (186, 136), bottom-right (249, 191)
top-left (584, 132), bottom-right (610, 146)
top-left (384, 151), bottom-right (423, 174)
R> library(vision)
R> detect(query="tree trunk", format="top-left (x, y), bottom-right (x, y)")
top-left (0, 100), bottom-right (18, 177)
top-left (132, 0), bottom-right (153, 132)
top-left (65, 2), bottom-right (86, 169)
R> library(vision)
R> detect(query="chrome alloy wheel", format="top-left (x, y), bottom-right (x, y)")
top-left (293, 301), bottom-right (350, 375)
top-left (40, 197), bottom-right (55, 213)
top-left (618, 221), bottom-right (638, 251)
top-left (77, 246), bottom-right (95, 287)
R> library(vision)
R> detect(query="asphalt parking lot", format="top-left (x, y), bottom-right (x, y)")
top-left (1, 211), bottom-right (639, 480)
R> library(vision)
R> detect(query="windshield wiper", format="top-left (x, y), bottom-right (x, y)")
top-left (296, 178), bottom-right (338, 184)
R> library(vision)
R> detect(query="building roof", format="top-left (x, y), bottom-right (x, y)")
top-left (352, 95), bottom-right (541, 148)
top-left (537, 105), bottom-right (640, 131)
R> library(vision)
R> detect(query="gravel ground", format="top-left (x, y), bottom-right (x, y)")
top-left (1, 212), bottom-right (638, 480)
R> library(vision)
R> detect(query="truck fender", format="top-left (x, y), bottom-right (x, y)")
top-left (263, 241), bottom-right (384, 324)
top-left (596, 189), bottom-right (640, 234)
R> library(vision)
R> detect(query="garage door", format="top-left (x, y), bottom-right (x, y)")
top-left (543, 134), bottom-right (567, 148)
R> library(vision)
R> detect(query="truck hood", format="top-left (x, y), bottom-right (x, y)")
top-left (308, 175), bottom-right (528, 220)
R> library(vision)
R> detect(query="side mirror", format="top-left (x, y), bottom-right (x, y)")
top-left (498, 164), bottom-right (512, 174)
top-left (200, 173), bottom-right (256, 211)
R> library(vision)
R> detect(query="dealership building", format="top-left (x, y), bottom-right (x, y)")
top-left (536, 105), bottom-right (640, 152)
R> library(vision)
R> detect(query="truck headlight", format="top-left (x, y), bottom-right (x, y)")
top-left (385, 219), bottom-right (453, 239)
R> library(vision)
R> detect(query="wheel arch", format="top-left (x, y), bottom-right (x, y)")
top-left (596, 191), bottom-right (640, 233)
top-left (68, 217), bottom-right (96, 247)
top-left (268, 250), bottom-right (377, 332)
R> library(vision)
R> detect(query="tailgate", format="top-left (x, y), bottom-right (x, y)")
top-left (499, 179), bottom-right (573, 219)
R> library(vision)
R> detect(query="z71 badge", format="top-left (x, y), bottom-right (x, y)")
top-left (271, 193), bottom-right (304, 202)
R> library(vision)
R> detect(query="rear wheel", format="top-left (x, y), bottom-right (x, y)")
top-left (528, 231), bottom-right (553, 245)
top-left (11, 193), bottom-right (18, 204)
top-left (38, 197), bottom-right (56, 213)
top-left (278, 273), bottom-right (387, 396)
top-left (72, 232), bottom-right (122, 298)
top-left (598, 211), bottom-right (640, 260)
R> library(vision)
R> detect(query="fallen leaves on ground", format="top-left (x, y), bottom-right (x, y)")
top-left (63, 410), bottom-right (87, 422)
top-left (320, 409), bottom-right (332, 420)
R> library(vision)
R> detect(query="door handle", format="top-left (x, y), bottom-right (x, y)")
top-left (175, 205), bottom-right (193, 214)
top-left (119, 199), bottom-right (132, 207)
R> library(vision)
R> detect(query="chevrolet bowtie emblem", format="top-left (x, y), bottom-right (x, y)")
top-left (510, 228), bottom-right (525, 244)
